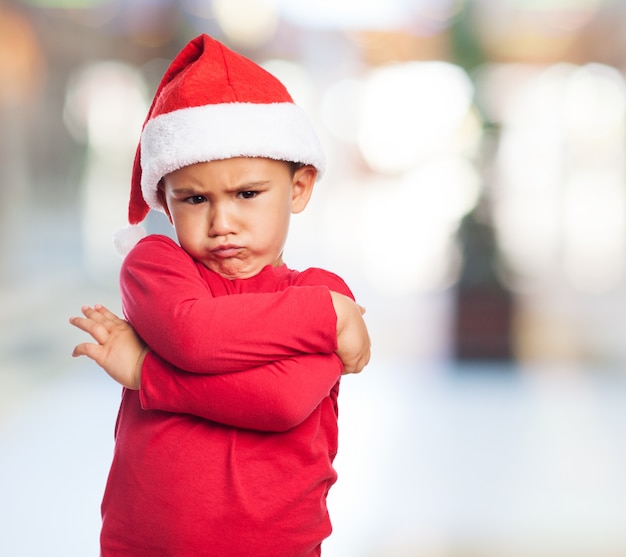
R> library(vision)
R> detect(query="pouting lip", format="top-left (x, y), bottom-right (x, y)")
top-left (211, 244), bottom-right (242, 252)
top-left (210, 244), bottom-right (243, 258)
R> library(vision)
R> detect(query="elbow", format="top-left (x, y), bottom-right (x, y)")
top-left (266, 401), bottom-right (314, 432)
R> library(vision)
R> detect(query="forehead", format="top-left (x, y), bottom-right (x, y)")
top-left (163, 157), bottom-right (291, 188)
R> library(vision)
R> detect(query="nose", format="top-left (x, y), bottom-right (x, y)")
top-left (208, 202), bottom-right (236, 237)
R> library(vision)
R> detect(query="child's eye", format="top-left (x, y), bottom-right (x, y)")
top-left (185, 195), bottom-right (206, 205)
top-left (238, 191), bottom-right (258, 200)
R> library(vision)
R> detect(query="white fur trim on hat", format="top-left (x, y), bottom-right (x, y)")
top-left (113, 224), bottom-right (147, 256)
top-left (140, 102), bottom-right (326, 211)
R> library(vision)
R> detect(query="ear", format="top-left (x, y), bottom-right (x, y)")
top-left (157, 181), bottom-right (174, 224)
top-left (291, 165), bottom-right (317, 214)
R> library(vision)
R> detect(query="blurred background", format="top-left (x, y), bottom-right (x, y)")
top-left (3, 0), bottom-right (626, 555)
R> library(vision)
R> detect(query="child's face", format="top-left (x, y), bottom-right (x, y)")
top-left (159, 157), bottom-right (316, 279)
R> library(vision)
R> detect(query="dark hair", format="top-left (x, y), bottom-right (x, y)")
top-left (285, 160), bottom-right (305, 177)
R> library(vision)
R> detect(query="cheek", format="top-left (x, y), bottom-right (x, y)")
top-left (170, 208), bottom-right (202, 236)
top-left (269, 209), bottom-right (292, 243)
top-left (265, 199), bottom-right (289, 221)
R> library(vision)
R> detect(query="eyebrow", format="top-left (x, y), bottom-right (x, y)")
top-left (229, 180), bottom-right (271, 190)
top-left (170, 181), bottom-right (271, 196)
top-left (170, 187), bottom-right (203, 196)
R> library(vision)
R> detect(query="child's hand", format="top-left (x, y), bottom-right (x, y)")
top-left (330, 292), bottom-right (371, 374)
top-left (69, 305), bottom-right (148, 390)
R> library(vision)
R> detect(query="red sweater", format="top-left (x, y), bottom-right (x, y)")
top-left (100, 235), bottom-right (352, 557)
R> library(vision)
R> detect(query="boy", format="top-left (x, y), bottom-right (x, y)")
top-left (70, 34), bottom-right (370, 556)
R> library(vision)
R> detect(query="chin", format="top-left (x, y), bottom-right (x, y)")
top-left (206, 261), bottom-right (258, 280)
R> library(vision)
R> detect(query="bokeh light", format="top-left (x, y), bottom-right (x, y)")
top-left (357, 61), bottom-right (477, 174)
top-left (213, 0), bottom-right (279, 48)
top-left (487, 62), bottom-right (626, 294)
top-left (63, 61), bottom-right (148, 282)
top-left (357, 156), bottom-right (481, 294)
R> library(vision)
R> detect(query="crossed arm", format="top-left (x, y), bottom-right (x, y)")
top-left (70, 301), bottom-right (357, 431)
top-left (70, 236), bottom-right (370, 431)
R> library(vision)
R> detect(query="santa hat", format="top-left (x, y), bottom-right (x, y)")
top-left (115, 34), bottom-right (326, 255)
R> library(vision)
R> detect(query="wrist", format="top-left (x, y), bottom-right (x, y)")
top-left (134, 346), bottom-right (150, 390)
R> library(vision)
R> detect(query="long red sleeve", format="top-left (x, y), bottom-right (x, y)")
top-left (140, 351), bottom-right (342, 431)
top-left (120, 235), bottom-right (339, 373)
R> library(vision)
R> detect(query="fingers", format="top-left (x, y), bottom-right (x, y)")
top-left (69, 305), bottom-right (122, 345)
top-left (75, 304), bottom-right (118, 323)
top-left (81, 305), bottom-right (112, 325)
top-left (71, 341), bottom-right (103, 361)
top-left (71, 342), bottom-right (88, 358)
top-left (87, 304), bottom-right (122, 323)
top-left (69, 314), bottom-right (108, 343)
top-left (68, 314), bottom-right (88, 333)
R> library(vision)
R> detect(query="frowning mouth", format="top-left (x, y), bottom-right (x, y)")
top-left (210, 245), bottom-right (243, 258)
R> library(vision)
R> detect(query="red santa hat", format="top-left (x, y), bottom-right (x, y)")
top-left (114, 33), bottom-right (326, 255)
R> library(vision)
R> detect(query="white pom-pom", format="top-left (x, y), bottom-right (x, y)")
top-left (113, 224), bottom-right (147, 256)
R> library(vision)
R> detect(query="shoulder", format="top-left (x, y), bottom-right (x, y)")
top-left (122, 234), bottom-right (195, 273)
top-left (124, 234), bottom-right (187, 262)
top-left (127, 234), bottom-right (182, 254)
top-left (294, 267), bottom-right (354, 299)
